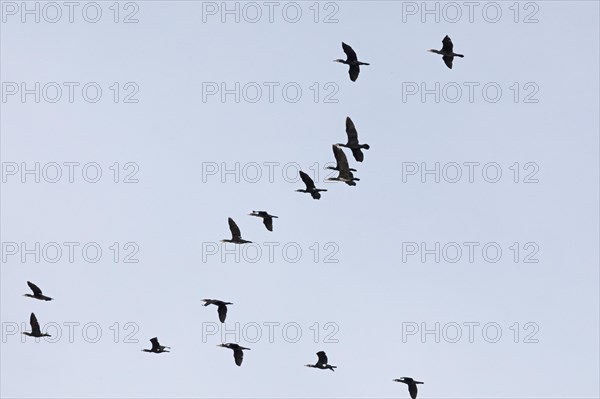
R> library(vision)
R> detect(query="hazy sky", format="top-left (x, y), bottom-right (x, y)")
top-left (1, 1), bottom-right (599, 398)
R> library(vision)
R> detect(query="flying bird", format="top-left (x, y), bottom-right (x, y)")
top-left (221, 217), bottom-right (252, 244)
top-left (394, 377), bottom-right (424, 399)
top-left (334, 42), bottom-right (370, 81)
top-left (337, 117), bottom-right (370, 162)
top-left (326, 145), bottom-right (360, 186)
top-left (218, 343), bottom-right (250, 366)
top-left (428, 35), bottom-right (464, 69)
top-left (142, 337), bottom-right (170, 353)
top-left (202, 299), bottom-right (233, 323)
top-left (296, 171), bottom-right (327, 200)
top-left (22, 313), bottom-right (51, 338)
top-left (249, 211), bottom-right (278, 232)
top-left (24, 281), bottom-right (53, 301)
top-left (305, 351), bottom-right (337, 371)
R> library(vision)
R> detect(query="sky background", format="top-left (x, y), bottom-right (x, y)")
top-left (1, 1), bottom-right (599, 398)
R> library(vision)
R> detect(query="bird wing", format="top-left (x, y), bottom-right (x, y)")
top-left (263, 217), bottom-right (273, 232)
top-left (408, 383), bottom-right (418, 399)
top-left (316, 351), bottom-right (328, 365)
top-left (30, 313), bottom-right (41, 334)
top-left (351, 148), bottom-right (364, 162)
top-left (217, 304), bottom-right (228, 323)
top-left (348, 64), bottom-right (360, 82)
top-left (345, 117), bottom-right (359, 145)
top-left (234, 348), bottom-right (244, 366)
top-left (299, 171), bottom-right (316, 190)
top-left (341, 42), bottom-right (358, 62)
top-left (332, 145), bottom-right (351, 174)
top-left (441, 35), bottom-right (453, 53)
top-left (228, 218), bottom-right (242, 239)
top-left (27, 281), bottom-right (43, 296)
top-left (150, 337), bottom-right (160, 351)
top-left (442, 55), bottom-right (453, 69)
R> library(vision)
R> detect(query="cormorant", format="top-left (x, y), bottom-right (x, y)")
top-left (296, 171), bottom-right (327, 200)
top-left (221, 217), bottom-right (252, 244)
top-left (202, 299), bottom-right (232, 323)
top-left (142, 337), bottom-right (170, 353)
top-left (334, 42), bottom-right (370, 82)
top-left (428, 35), bottom-right (464, 69)
top-left (326, 145), bottom-right (360, 186)
top-left (337, 117), bottom-right (370, 162)
top-left (22, 313), bottom-right (51, 338)
top-left (305, 351), bottom-right (337, 371)
top-left (249, 211), bottom-right (278, 232)
top-left (218, 343), bottom-right (250, 366)
top-left (394, 377), bottom-right (424, 399)
top-left (24, 281), bottom-right (53, 301)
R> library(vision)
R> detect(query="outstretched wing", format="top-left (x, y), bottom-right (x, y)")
top-left (348, 64), bottom-right (360, 82)
top-left (228, 218), bottom-right (242, 239)
top-left (263, 217), bottom-right (273, 232)
top-left (27, 281), bottom-right (43, 296)
top-left (234, 348), bottom-right (244, 366)
top-left (408, 383), bottom-right (418, 399)
top-left (217, 304), bottom-right (228, 323)
top-left (341, 42), bottom-right (357, 62)
top-left (442, 55), bottom-right (453, 69)
top-left (351, 148), bottom-right (364, 162)
top-left (316, 351), bottom-right (328, 365)
top-left (345, 117), bottom-right (359, 146)
top-left (299, 171), bottom-right (316, 190)
top-left (332, 145), bottom-right (351, 173)
top-left (441, 35), bottom-right (453, 53)
top-left (30, 313), bottom-right (41, 334)
top-left (150, 337), bottom-right (160, 351)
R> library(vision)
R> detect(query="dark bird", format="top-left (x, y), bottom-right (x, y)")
top-left (142, 337), bottom-right (170, 353)
top-left (218, 343), bottom-right (250, 366)
top-left (337, 117), bottom-right (370, 162)
top-left (24, 281), bottom-right (53, 301)
top-left (249, 211), bottom-right (278, 232)
top-left (202, 299), bottom-right (233, 323)
top-left (221, 217), bottom-right (252, 244)
top-left (22, 313), bottom-right (51, 338)
top-left (334, 42), bottom-right (370, 82)
top-left (296, 171), bottom-right (327, 200)
top-left (305, 351), bottom-right (337, 371)
top-left (428, 35), bottom-right (464, 69)
top-left (326, 145), bottom-right (360, 186)
top-left (394, 377), bottom-right (424, 399)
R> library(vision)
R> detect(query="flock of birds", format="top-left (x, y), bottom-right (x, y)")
top-left (20, 36), bottom-right (464, 399)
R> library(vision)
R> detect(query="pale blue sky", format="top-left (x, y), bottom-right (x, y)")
top-left (1, 1), bottom-right (599, 398)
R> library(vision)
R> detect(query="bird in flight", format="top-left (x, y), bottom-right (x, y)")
top-left (202, 299), bottom-right (233, 323)
top-left (296, 171), bottom-right (327, 200)
top-left (337, 117), bottom-right (370, 162)
top-left (334, 42), bottom-right (370, 81)
top-left (218, 343), bottom-right (250, 366)
top-left (24, 281), bottom-right (53, 301)
top-left (22, 313), bottom-right (51, 338)
top-left (394, 377), bottom-right (424, 399)
top-left (428, 35), bottom-right (464, 69)
top-left (326, 145), bottom-right (360, 186)
top-left (221, 217), bottom-right (252, 244)
top-left (305, 351), bottom-right (337, 371)
top-left (249, 211), bottom-right (278, 232)
top-left (142, 337), bottom-right (171, 353)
